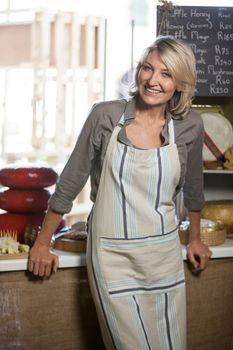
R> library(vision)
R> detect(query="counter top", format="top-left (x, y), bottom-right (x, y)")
top-left (1, 239), bottom-right (233, 272)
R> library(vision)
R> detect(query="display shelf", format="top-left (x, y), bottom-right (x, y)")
top-left (203, 170), bottom-right (233, 201)
top-left (204, 188), bottom-right (233, 201)
top-left (204, 170), bottom-right (233, 201)
top-left (203, 169), bottom-right (233, 174)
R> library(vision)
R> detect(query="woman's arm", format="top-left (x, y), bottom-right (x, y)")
top-left (181, 114), bottom-right (212, 270)
top-left (186, 210), bottom-right (212, 271)
top-left (28, 208), bottom-right (63, 276)
top-left (28, 104), bottom-right (101, 277)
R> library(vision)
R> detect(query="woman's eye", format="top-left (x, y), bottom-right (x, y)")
top-left (142, 64), bottom-right (152, 71)
top-left (162, 72), bottom-right (171, 78)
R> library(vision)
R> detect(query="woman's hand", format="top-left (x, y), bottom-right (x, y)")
top-left (186, 210), bottom-right (212, 272)
top-left (187, 239), bottom-right (212, 272)
top-left (28, 240), bottom-right (58, 277)
top-left (28, 208), bottom-right (63, 277)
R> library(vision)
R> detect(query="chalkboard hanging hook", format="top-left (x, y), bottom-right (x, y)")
top-left (157, 0), bottom-right (175, 35)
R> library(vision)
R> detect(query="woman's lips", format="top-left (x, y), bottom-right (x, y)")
top-left (144, 85), bottom-right (162, 95)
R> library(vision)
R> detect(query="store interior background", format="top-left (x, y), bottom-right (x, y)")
top-left (0, 0), bottom-right (232, 224)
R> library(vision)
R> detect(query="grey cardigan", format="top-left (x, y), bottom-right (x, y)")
top-left (49, 98), bottom-right (205, 214)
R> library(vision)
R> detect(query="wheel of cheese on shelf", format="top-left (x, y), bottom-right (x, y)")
top-left (0, 163), bottom-right (58, 189)
top-left (0, 188), bottom-right (51, 213)
top-left (0, 212), bottom-right (66, 243)
top-left (201, 112), bottom-right (233, 161)
top-left (0, 212), bottom-right (46, 243)
top-left (201, 200), bottom-right (233, 235)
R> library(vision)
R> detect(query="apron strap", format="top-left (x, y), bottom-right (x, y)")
top-left (118, 114), bottom-right (125, 127)
top-left (168, 119), bottom-right (175, 144)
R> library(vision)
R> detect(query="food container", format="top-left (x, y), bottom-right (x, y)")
top-left (52, 221), bottom-right (87, 253)
top-left (179, 219), bottom-right (227, 246)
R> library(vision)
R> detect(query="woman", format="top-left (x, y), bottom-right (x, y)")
top-left (29, 36), bottom-right (212, 349)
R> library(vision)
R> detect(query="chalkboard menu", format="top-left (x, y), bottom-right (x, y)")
top-left (157, 6), bottom-right (233, 96)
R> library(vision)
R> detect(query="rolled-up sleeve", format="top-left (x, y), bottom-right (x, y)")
top-left (48, 99), bottom-right (127, 214)
top-left (183, 118), bottom-right (205, 211)
top-left (48, 104), bottom-right (100, 214)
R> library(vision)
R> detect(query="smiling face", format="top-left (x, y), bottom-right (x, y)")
top-left (137, 50), bottom-right (177, 109)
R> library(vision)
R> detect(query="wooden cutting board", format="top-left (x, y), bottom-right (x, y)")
top-left (0, 253), bottom-right (29, 260)
top-left (53, 237), bottom-right (86, 253)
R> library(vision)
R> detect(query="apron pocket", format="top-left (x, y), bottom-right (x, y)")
top-left (99, 234), bottom-right (185, 298)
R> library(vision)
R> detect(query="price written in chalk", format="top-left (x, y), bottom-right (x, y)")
top-left (157, 6), bottom-right (233, 96)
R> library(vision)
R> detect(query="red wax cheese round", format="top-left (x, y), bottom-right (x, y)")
top-left (0, 212), bottom-right (66, 243)
top-left (0, 164), bottom-right (58, 189)
top-left (0, 212), bottom-right (46, 243)
top-left (0, 189), bottom-right (51, 213)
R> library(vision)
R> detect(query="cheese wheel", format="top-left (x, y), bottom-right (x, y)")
top-left (0, 164), bottom-right (58, 189)
top-left (0, 212), bottom-right (66, 243)
top-left (0, 189), bottom-right (51, 213)
top-left (201, 113), bottom-right (233, 161)
top-left (201, 200), bottom-right (233, 235)
top-left (0, 212), bottom-right (46, 243)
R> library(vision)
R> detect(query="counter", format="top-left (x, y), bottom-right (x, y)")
top-left (1, 238), bottom-right (233, 272)
top-left (1, 240), bottom-right (233, 350)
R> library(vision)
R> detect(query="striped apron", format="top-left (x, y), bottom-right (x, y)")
top-left (87, 114), bottom-right (186, 350)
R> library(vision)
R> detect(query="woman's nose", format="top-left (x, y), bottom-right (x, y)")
top-left (148, 71), bottom-right (160, 85)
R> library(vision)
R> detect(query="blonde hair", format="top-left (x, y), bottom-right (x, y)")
top-left (130, 36), bottom-right (197, 117)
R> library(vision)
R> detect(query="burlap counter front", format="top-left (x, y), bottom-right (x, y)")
top-left (0, 259), bottom-right (233, 350)
top-left (185, 258), bottom-right (233, 350)
top-left (0, 267), bottom-right (104, 350)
